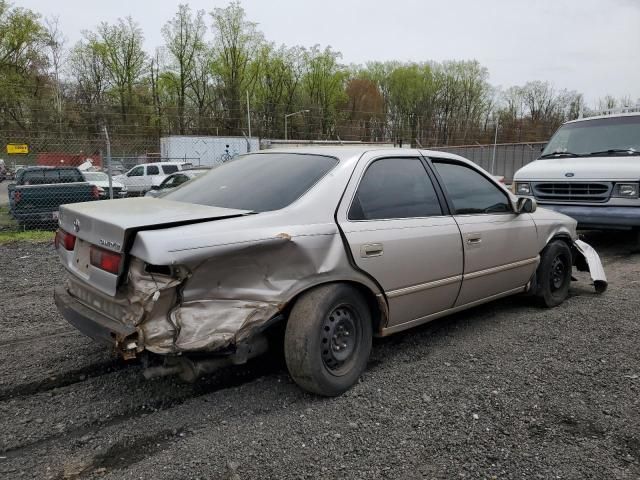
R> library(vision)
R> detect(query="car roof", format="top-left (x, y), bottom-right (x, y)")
top-left (136, 161), bottom-right (187, 167)
top-left (23, 166), bottom-right (79, 170)
top-left (253, 147), bottom-right (467, 163)
top-left (564, 111), bottom-right (640, 125)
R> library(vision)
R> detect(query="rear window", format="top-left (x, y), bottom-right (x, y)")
top-left (162, 165), bottom-right (179, 174)
top-left (164, 153), bottom-right (338, 212)
top-left (21, 169), bottom-right (82, 185)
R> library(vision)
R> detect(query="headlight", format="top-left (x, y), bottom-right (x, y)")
top-left (515, 182), bottom-right (532, 195)
top-left (613, 183), bottom-right (639, 198)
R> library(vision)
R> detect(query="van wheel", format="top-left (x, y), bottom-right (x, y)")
top-left (535, 240), bottom-right (572, 308)
top-left (284, 284), bottom-right (372, 396)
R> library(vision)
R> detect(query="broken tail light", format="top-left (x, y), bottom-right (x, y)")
top-left (54, 229), bottom-right (76, 251)
top-left (91, 185), bottom-right (104, 199)
top-left (90, 245), bottom-right (122, 274)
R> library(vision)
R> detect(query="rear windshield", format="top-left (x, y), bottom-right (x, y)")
top-left (21, 169), bottom-right (82, 185)
top-left (164, 153), bottom-right (338, 212)
top-left (162, 165), bottom-right (179, 174)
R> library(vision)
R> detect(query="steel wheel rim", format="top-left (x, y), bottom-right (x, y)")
top-left (321, 305), bottom-right (360, 376)
top-left (550, 255), bottom-right (568, 291)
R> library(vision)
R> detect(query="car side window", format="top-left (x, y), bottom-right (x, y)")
top-left (147, 165), bottom-right (160, 175)
top-left (161, 176), bottom-right (177, 188)
top-left (432, 160), bottom-right (512, 215)
top-left (128, 166), bottom-right (144, 177)
top-left (348, 157), bottom-right (443, 221)
top-left (162, 165), bottom-right (179, 174)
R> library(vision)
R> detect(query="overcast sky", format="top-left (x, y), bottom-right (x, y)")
top-left (19, 0), bottom-right (640, 104)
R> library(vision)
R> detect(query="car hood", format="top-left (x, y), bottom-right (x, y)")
top-left (515, 156), bottom-right (640, 181)
top-left (58, 197), bottom-right (251, 254)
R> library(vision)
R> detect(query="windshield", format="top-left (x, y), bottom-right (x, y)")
top-left (541, 115), bottom-right (640, 158)
top-left (83, 172), bottom-right (108, 181)
top-left (164, 153), bottom-right (338, 212)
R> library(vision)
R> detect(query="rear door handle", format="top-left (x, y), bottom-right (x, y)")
top-left (361, 243), bottom-right (384, 257)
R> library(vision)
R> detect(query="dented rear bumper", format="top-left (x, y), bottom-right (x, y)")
top-left (54, 284), bottom-right (136, 346)
top-left (54, 265), bottom-right (283, 359)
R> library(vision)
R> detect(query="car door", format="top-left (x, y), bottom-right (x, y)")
top-left (429, 158), bottom-right (539, 307)
top-left (337, 153), bottom-right (464, 329)
top-left (145, 165), bottom-right (161, 191)
top-left (123, 166), bottom-right (145, 193)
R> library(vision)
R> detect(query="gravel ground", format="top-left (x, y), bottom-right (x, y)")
top-left (0, 232), bottom-right (639, 479)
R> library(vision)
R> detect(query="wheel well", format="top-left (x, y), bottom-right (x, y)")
top-left (278, 281), bottom-right (387, 336)
top-left (546, 234), bottom-right (574, 261)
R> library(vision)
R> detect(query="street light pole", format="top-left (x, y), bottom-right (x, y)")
top-left (491, 119), bottom-right (499, 175)
top-left (284, 110), bottom-right (310, 141)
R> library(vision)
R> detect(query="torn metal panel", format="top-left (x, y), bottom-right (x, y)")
top-left (573, 239), bottom-right (608, 293)
top-left (139, 228), bottom-right (382, 354)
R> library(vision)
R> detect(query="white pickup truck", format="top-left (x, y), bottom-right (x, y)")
top-left (513, 109), bottom-right (640, 233)
top-left (114, 162), bottom-right (191, 196)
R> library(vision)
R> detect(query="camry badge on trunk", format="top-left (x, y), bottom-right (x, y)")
top-left (73, 219), bottom-right (81, 232)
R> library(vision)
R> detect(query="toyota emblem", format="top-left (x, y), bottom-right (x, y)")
top-left (73, 219), bottom-right (81, 232)
top-left (565, 172), bottom-right (575, 177)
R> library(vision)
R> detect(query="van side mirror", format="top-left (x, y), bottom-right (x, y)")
top-left (516, 197), bottom-right (537, 214)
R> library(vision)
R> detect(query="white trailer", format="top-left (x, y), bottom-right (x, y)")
top-left (160, 136), bottom-right (260, 167)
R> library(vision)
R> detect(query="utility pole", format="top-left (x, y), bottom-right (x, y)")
top-left (246, 91), bottom-right (252, 147)
top-left (491, 120), bottom-right (499, 175)
top-left (103, 125), bottom-right (113, 200)
top-left (284, 110), bottom-right (309, 141)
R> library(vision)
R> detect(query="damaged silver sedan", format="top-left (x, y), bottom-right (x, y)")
top-left (54, 148), bottom-right (607, 396)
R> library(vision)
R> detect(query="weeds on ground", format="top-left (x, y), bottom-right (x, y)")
top-left (0, 206), bottom-right (53, 244)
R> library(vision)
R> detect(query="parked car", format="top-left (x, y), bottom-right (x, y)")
top-left (81, 171), bottom-right (127, 199)
top-left (8, 166), bottom-right (100, 228)
top-left (513, 110), bottom-right (640, 231)
top-left (107, 159), bottom-right (127, 176)
top-left (145, 168), bottom-right (210, 198)
top-left (53, 148), bottom-right (606, 396)
top-left (114, 162), bottom-right (190, 196)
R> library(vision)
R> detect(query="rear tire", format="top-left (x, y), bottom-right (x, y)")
top-left (284, 284), bottom-right (372, 396)
top-left (535, 240), bottom-right (572, 308)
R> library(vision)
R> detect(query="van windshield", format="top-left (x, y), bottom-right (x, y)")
top-left (541, 115), bottom-right (640, 158)
top-left (164, 153), bottom-right (338, 212)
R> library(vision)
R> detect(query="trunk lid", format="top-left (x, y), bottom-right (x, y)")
top-left (57, 197), bottom-right (250, 296)
top-left (59, 197), bottom-right (250, 253)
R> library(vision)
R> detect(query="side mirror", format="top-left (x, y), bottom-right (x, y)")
top-left (151, 185), bottom-right (160, 190)
top-left (516, 197), bottom-right (537, 214)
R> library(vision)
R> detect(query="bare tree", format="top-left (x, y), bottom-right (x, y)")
top-left (44, 16), bottom-right (66, 130)
top-left (162, 4), bottom-right (207, 134)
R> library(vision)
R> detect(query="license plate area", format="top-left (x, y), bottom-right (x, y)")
top-left (73, 239), bottom-right (92, 276)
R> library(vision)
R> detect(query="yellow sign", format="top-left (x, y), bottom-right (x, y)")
top-left (7, 143), bottom-right (29, 154)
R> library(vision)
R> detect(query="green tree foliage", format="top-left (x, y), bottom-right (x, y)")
top-left (0, 1), bottom-right (47, 131)
top-left (0, 0), bottom-right (628, 145)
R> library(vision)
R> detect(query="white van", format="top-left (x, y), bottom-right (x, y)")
top-left (114, 162), bottom-right (191, 195)
top-left (513, 108), bottom-right (640, 232)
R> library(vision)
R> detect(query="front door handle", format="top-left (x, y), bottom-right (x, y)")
top-left (466, 234), bottom-right (482, 246)
top-left (361, 243), bottom-right (384, 257)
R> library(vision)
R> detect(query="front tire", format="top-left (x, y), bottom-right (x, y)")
top-left (284, 284), bottom-right (372, 396)
top-left (535, 240), bottom-right (572, 307)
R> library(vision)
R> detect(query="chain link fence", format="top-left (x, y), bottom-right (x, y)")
top-left (0, 132), bottom-right (541, 233)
